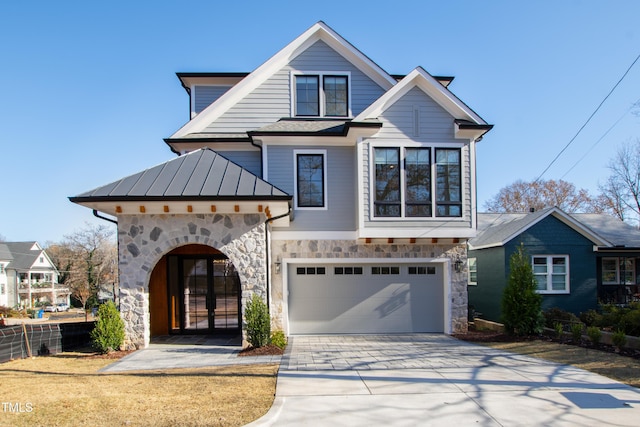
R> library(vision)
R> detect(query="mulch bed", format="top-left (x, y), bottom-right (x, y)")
top-left (238, 344), bottom-right (284, 357)
top-left (454, 327), bottom-right (640, 360)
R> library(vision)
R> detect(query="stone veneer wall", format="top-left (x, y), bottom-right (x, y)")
top-left (269, 240), bottom-right (468, 334)
top-left (117, 213), bottom-right (267, 350)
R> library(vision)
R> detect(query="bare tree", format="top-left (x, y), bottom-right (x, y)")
top-left (598, 139), bottom-right (640, 226)
top-left (484, 179), bottom-right (601, 213)
top-left (51, 223), bottom-right (117, 320)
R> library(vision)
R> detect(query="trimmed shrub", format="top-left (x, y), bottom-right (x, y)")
top-left (270, 330), bottom-right (287, 350)
top-left (571, 323), bottom-right (583, 343)
top-left (620, 309), bottom-right (640, 336)
top-left (553, 322), bottom-right (564, 339)
top-left (586, 326), bottom-right (602, 346)
top-left (543, 307), bottom-right (580, 328)
top-left (612, 329), bottom-right (627, 350)
top-left (501, 245), bottom-right (544, 336)
top-left (579, 309), bottom-right (601, 327)
top-left (90, 301), bottom-right (125, 353)
top-left (245, 294), bottom-right (270, 348)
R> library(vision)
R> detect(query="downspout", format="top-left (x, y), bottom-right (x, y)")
top-left (92, 210), bottom-right (119, 309)
top-left (93, 210), bottom-right (117, 225)
top-left (249, 138), bottom-right (264, 178)
top-left (263, 206), bottom-right (292, 310)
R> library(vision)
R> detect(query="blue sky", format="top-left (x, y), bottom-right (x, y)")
top-left (1, 1), bottom-right (639, 244)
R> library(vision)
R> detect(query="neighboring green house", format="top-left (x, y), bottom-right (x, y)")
top-left (468, 208), bottom-right (640, 322)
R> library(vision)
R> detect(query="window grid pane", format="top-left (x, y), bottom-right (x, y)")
top-left (435, 149), bottom-right (461, 217)
top-left (295, 75), bottom-right (319, 116)
top-left (374, 148), bottom-right (401, 217)
top-left (324, 76), bottom-right (348, 116)
top-left (405, 148), bottom-right (431, 217)
top-left (297, 154), bottom-right (324, 207)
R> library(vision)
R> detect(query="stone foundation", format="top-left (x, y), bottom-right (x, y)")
top-left (117, 213), bottom-right (267, 349)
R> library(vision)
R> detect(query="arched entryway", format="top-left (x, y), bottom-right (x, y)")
top-left (149, 245), bottom-right (241, 336)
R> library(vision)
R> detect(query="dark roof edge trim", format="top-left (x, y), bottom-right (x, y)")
top-left (69, 195), bottom-right (293, 204)
top-left (248, 121), bottom-right (382, 137)
top-left (164, 136), bottom-right (253, 143)
top-left (176, 72), bottom-right (250, 78)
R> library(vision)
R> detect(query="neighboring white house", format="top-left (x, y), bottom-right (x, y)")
top-left (70, 21), bottom-right (492, 349)
top-left (0, 244), bottom-right (12, 308)
top-left (1, 242), bottom-right (68, 309)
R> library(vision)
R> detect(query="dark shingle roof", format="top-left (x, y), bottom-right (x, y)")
top-left (472, 209), bottom-right (640, 249)
top-left (70, 148), bottom-right (291, 203)
top-left (3, 242), bottom-right (40, 270)
top-left (248, 118), bottom-right (382, 136)
top-left (0, 243), bottom-right (13, 262)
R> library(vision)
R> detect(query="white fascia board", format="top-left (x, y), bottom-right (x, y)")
top-left (470, 208), bottom-right (612, 250)
top-left (355, 67), bottom-right (486, 125)
top-left (171, 22), bottom-right (395, 139)
top-left (551, 211), bottom-right (612, 247)
top-left (357, 227), bottom-right (477, 239)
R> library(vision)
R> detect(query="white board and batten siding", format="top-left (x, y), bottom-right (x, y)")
top-left (286, 261), bottom-right (446, 334)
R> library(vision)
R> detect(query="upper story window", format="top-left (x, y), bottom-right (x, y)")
top-left (295, 150), bottom-right (327, 209)
top-left (533, 255), bottom-right (569, 294)
top-left (602, 257), bottom-right (636, 285)
top-left (435, 149), bottom-right (461, 217)
top-left (373, 146), bottom-right (461, 218)
top-left (293, 73), bottom-right (349, 117)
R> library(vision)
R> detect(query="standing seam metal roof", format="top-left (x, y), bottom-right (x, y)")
top-left (70, 148), bottom-right (291, 201)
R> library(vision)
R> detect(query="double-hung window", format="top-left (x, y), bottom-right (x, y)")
top-left (295, 150), bottom-right (326, 209)
top-left (373, 146), bottom-right (460, 218)
top-left (293, 73), bottom-right (349, 117)
top-left (533, 255), bottom-right (569, 293)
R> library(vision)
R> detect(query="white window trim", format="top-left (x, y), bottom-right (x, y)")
top-left (293, 149), bottom-right (328, 211)
top-left (468, 257), bottom-right (477, 286)
top-left (290, 71), bottom-right (352, 118)
top-left (532, 255), bottom-right (570, 294)
top-left (602, 257), bottom-right (636, 285)
top-left (368, 142), bottom-right (465, 220)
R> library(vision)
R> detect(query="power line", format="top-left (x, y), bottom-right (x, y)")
top-left (534, 51), bottom-right (640, 183)
top-left (561, 99), bottom-right (639, 180)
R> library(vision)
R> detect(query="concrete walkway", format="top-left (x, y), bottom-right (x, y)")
top-left (248, 334), bottom-right (640, 427)
top-left (100, 335), bottom-right (281, 372)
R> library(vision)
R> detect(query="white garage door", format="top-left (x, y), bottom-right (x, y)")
top-left (288, 262), bottom-right (444, 334)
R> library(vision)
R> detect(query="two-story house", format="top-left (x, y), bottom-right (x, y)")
top-left (0, 244), bottom-right (12, 308)
top-left (0, 241), bottom-right (68, 309)
top-left (70, 22), bottom-right (492, 349)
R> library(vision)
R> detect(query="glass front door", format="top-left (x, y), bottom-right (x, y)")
top-left (168, 254), bottom-right (240, 334)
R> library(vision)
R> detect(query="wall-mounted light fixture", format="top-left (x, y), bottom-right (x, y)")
top-left (275, 256), bottom-right (281, 274)
top-left (454, 258), bottom-right (464, 273)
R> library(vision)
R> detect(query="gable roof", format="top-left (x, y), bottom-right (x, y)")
top-left (572, 213), bottom-right (640, 249)
top-left (70, 148), bottom-right (291, 204)
top-left (170, 21), bottom-right (397, 139)
top-left (469, 208), bottom-right (612, 250)
top-left (0, 243), bottom-right (13, 262)
top-left (3, 241), bottom-right (52, 271)
top-left (354, 67), bottom-right (493, 140)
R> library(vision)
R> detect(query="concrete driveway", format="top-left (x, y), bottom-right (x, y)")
top-left (248, 334), bottom-right (640, 426)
